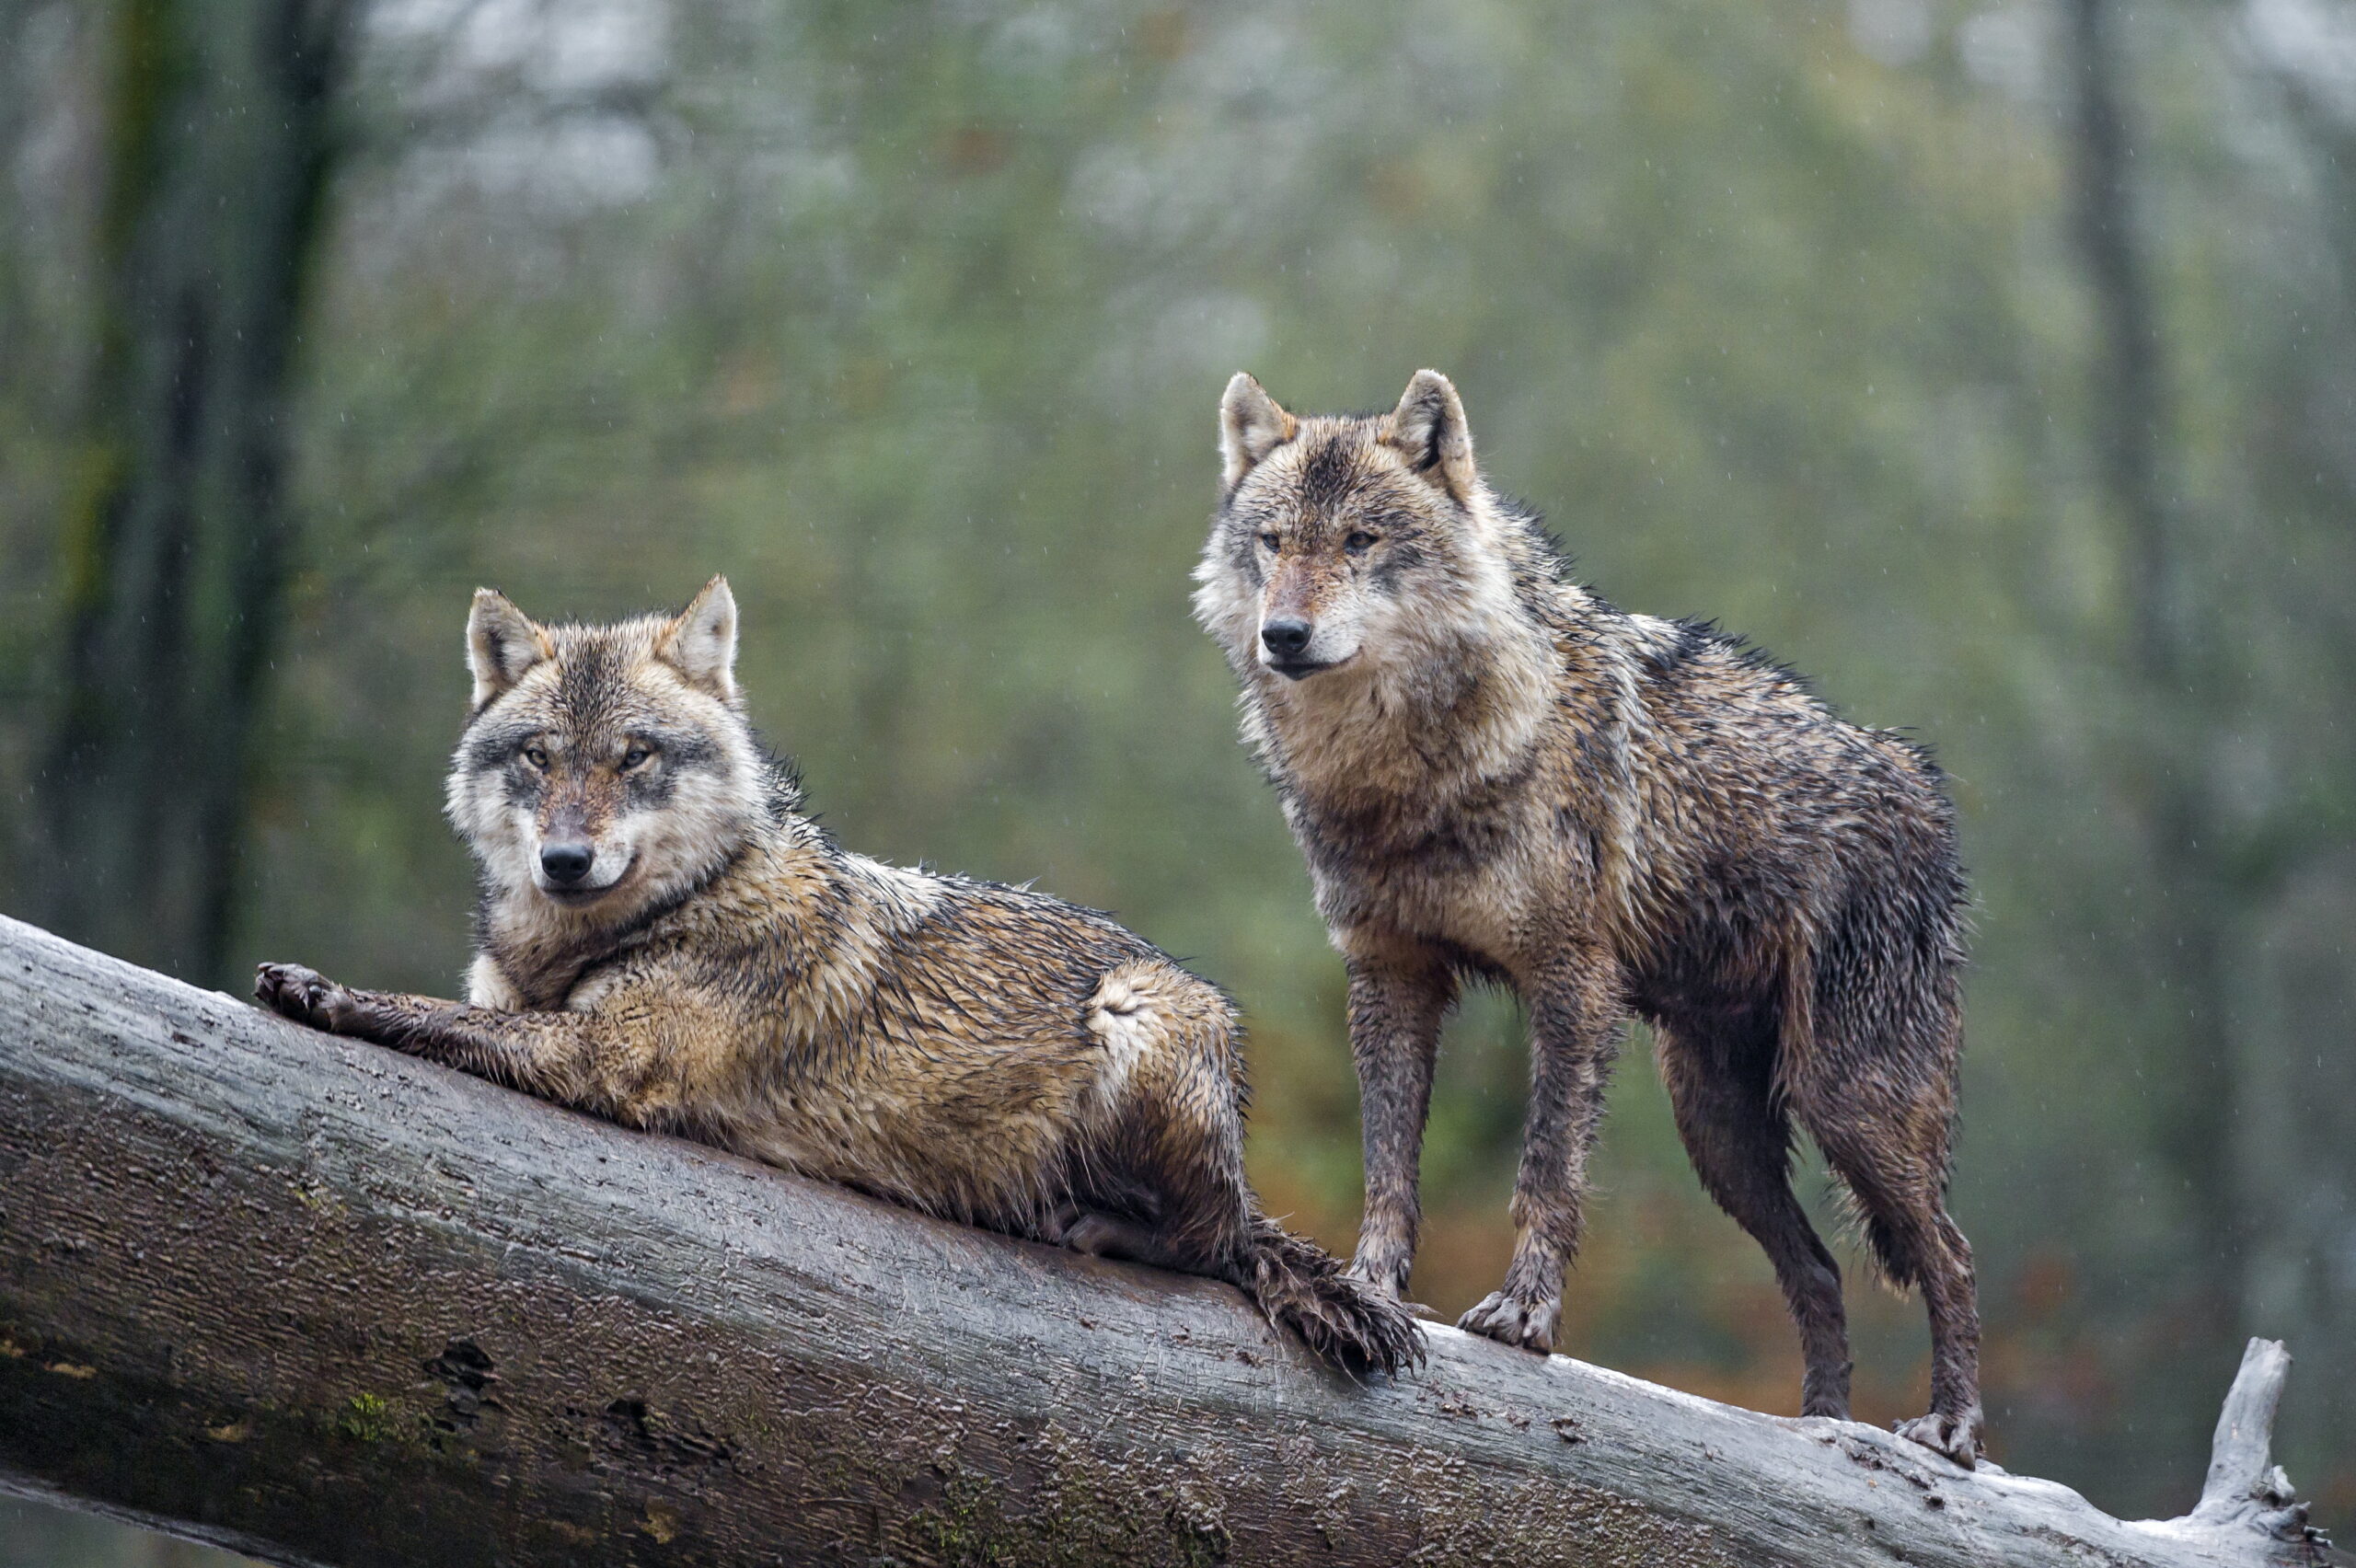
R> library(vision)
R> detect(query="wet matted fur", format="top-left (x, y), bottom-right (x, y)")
top-left (255, 579), bottom-right (1418, 1375)
top-left (1194, 371), bottom-right (1982, 1461)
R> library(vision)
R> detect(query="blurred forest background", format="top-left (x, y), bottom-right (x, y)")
top-left (4, 0), bottom-right (2354, 1559)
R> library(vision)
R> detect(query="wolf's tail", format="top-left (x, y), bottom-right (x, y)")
top-left (1240, 1215), bottom-right (1424, 1375)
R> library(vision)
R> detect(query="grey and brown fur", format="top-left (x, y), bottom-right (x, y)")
top-left (1193, 371), bottom-right (1983, 1461)
top-left (255, 579), bottom-right (1419, 1375)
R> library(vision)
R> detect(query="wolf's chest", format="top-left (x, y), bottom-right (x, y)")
top-left (1299, 796), bottom-right (1571, 962)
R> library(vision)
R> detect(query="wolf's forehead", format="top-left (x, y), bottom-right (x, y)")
top-left (496, 628), bottom-right (676, 731)
top-left (550, 635), bottom-right (641, 721)
top-left (1242, 427), bottom-right (1423, 526)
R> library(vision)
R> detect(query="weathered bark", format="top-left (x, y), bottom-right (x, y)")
top-left (0, 914), bottom-right (2336, 1568)
top-left (38, 0), bottom-right (352, 987)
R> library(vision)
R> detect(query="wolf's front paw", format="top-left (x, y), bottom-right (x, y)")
top-left (254, 963), bottom-right (361, 1034)
top-left (1457, 1289), bottom-right (1558, 1353)
top-left (1892, 1406), bottom-right (1983, 1468)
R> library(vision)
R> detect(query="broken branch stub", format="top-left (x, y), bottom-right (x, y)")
top-left (2184, 1339), bottom-right (2324, 1548)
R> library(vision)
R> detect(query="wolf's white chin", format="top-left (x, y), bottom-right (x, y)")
top-left (1259, 649), bottom-right (1360, 682)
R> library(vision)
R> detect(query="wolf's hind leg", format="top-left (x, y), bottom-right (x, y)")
top-left (1812, 1112), bottom-right (1981, 1463)
top-left (1657, 1015), bottom-right (1851, 1418)
top-left (1796, 971), bottom-right (1981, 1465)
top-left (1093, 986), bottom-right (1421, 1373)
top-left (1461, 952), bottom-right (1622, 1355)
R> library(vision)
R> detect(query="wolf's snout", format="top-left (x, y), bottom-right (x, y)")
top-left (540, 842), bottom-right (595, 885)
top-left (1262, 617), bottom-right (1313, 659)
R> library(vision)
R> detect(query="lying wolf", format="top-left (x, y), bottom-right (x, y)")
top-left (1193, 370), bottom-right (1982, 1461)
top-left (255, 579), bottom-right (1418, 1374)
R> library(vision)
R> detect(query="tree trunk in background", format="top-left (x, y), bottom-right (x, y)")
top-left (2064, 0), bottom-right (2175, 686)
top-left (38, 0), bottom-right (352, 986)
top-left (2061, 0), bottom-right (2246, 1343)
top-left (2219, 37), bottom-right (2356, 1493)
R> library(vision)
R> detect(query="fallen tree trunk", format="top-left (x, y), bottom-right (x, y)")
top-left (0, 914), bottom-right (2336, 1567)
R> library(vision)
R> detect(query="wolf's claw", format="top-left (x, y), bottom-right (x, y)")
top-left (1457, 1289), bottom-right (1558, 1353)
top-left (254, 963), bottom-right (357, 1033)
top-left (1893, 1406), bottom-right (1984, 1468)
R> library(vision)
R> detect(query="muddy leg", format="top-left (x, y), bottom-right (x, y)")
top-left (1460, 954), bottom-right (1622, 1354)
top-left (1822, 1122), bottom-right (1982, 1464)
top-left (1342, 940), bottom-right (1456, 1298)
top-left (1797, 955), bottom-right (1981, 1465)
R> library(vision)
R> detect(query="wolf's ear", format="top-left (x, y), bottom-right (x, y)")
top-left (1384, 369), bottom-right (1477, 502)
top-left (1219, 372), bottom-right (1296, 488)
top-left (659, 575), bottom-right (739, 701)
top-left (466, 589), bottom-right (552, 709)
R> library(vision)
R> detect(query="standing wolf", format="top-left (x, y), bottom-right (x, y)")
top-left (254, 578), bottom-right (1418, 1374)
top-left (1194, 370), bottom-right (1982, 1461)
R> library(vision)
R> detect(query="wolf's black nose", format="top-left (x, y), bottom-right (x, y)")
top-left (540, 843), bottom-right (595, 885)
top-left (1262, 617), bottom-right (1313, 658)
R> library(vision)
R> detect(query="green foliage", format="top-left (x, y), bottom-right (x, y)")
top-left (335, 1392), bottom-right (395, 1446)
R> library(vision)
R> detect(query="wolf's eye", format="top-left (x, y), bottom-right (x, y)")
top-left (1257, 531), bottom-right (1280, 552)
top-left (1345, 531), bottom-right (1379, 555)
top-left (620, 744), bottom-right (655, 771)
top-left (522, 745), bottom-right (549, 770)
